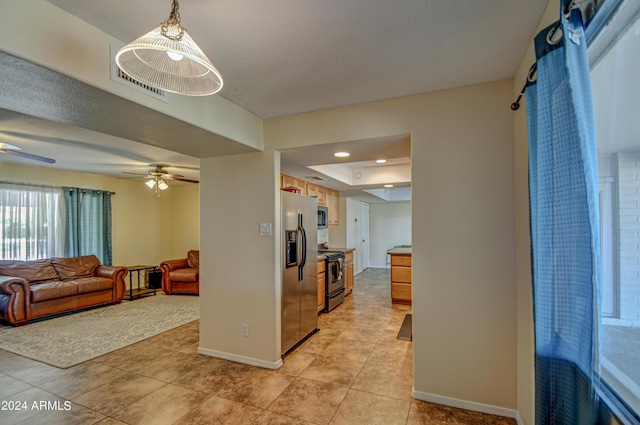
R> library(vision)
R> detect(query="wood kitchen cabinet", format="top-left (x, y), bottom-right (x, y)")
top-left (281, 174), bottom-right (338, 226)
top-left (306, 183), bottom-right (326, 206)
top-left (326, 189), bottom-right (340, 226)
top-left (344, 251), bottom-right (354, 295)
top-left (281, 174), bottom-right (306, 194)
top-left (390, 249), bottom-right (411, 304)
top-left (317, 259), bottom-right (326, 312)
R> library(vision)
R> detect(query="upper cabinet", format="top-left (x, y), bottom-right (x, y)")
top-left (281, 174), bottom-right (339, 226)
top-left (326, 189), bottom-right (339, 226)
top-left (305, 182), bottom-right (326, 206)
top-left (281, 174), bottom-right (306, 193)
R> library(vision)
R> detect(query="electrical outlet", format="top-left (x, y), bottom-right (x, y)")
top-left (242, 324), bottom-right (249, 337)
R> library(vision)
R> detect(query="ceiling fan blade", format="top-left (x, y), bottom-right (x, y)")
top-left (0, 149), bottom-right (56, 164)
top-left (167, 176), bottom-right (199, 184)
top-left (149, 163), bottom-right (199, 171)
top-left (121, 171), bottom-right (148, 176)
top-left (164, 173), bottom-right (185, 179)
top-left (168, 165), bottom-right (200, 171)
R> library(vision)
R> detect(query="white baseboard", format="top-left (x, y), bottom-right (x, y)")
top-left (515, 410), bottom-right (525, 425)
top-left (197, 347), bottom-right (283, 370)
top-left (412, 389), bottom-right (518, 420)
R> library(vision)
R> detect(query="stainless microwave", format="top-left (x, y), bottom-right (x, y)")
top-left (318, 206), bottom-right (328, 229)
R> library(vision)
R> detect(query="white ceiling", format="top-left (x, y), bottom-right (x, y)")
top-left (280, 134), bottom-right (412, 203)
top-left (46, 0), bottom-right (548, 119)
top-left (1, 1), bottom-right (549, 195)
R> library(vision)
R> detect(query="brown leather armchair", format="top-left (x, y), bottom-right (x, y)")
top-left (159, 250), bottom-right (199, 295)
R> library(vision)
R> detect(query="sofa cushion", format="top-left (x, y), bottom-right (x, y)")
top-left (0, 259), bottom-right (59, 284)
top-left (71, 277), bottom-right (113, 294)
top-left (187, 250), bottom-right (199, 269)
top-left (170, 268), bottom-right (198, 282)
top-left (31, 281), bottom-right (79, 303)
top-left (51, 255), bottom-right (100, 281)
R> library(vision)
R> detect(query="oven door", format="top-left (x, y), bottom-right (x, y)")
top-left (326, 257), bottom-right (344, 293)
top-left (324, 287), bottom-right (345, 312)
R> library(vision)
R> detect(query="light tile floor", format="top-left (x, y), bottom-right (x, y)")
top-left (0, 268), bottom-right (516, 424)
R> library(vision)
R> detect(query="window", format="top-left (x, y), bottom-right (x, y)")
top-left (591, 0), bottom-right (640, 419)
top-left (0, 183), bottom-right (65, 260)
top-left (0, 183), bottom-right (113, 264)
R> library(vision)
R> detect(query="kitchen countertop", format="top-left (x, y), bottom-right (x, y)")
top-left (387, 247), bottom-right (412, 255)
top-left (317, 247), bottom-right (355, 261)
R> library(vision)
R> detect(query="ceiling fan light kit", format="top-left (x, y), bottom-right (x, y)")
top-left (137, 164), bottom-right (199, 197)
top-left (147, 176), bottom-right (169, 197)
top-left (115, 0), bottom-right (223, 96)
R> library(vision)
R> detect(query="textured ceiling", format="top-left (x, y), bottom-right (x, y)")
top-left (2, 1), bottom-right (550, 195)
top-left (46, 0), bottom-right (548, 119)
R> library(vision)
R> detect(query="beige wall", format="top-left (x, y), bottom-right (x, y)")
top-left (513, 1), bottom-right (559, 424)
top-left (0, 163), bottom-right (199, 266)
top-left (169, 184), bottom-right (200, 258)
top-left (199, 151), bottom-right (281, 365)
top-left (199, 79), bottom-right (518, 411)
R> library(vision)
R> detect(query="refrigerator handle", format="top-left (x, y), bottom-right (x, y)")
top-left (297, 214), bottom-right (304, 281)
top-left (300, 224), bottom-right (307, 270)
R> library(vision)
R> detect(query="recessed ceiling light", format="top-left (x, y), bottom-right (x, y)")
top-left (334, 152), bottom-right (350, 158)
top-left (376, 159), bottom-right (387, 164)
top-left (384, 184), bottom-right (394, 188)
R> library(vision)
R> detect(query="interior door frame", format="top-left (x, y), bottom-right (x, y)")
top-left (360, 202), bottom-right (370, 271)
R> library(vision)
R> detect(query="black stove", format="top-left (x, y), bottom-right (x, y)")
top-left (320, 251), bottom-right (345, 312)
top-left (320, 250), bottom-right (345, 261)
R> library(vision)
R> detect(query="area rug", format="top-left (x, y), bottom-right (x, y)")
top-left (0, 294), bottom-right (199, 368)
top-left (397, 313), bottom-right (412, 341)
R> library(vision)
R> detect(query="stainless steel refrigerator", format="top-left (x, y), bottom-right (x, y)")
top-left (281, 190), bottom-right (318, 356)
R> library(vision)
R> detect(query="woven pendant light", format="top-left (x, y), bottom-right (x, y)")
top-left (115, 0), bottom-right (223, 96)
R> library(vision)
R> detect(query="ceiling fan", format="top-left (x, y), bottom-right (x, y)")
top-left (0, 143), bottom-right (55, 164)
top-left (122, 164), bottom-right (199, 197)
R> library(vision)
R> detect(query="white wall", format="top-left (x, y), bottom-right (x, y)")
top-left (614, 155), bottom-right (640, 325)
top-left (369, 202), bottom-right (411, 268)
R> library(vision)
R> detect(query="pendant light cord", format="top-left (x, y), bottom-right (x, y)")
top-left (161, 0), bottom-right (185, 41)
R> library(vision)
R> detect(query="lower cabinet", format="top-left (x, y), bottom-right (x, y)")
top-left (344, 251), bottom-right (354, 295)
top-left (391, 253), bottom-right (412, 304)
top-left (317, 259), bottom-right (326, 312)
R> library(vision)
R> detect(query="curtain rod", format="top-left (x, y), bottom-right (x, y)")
top-left (0, 180), bottom-right (116, 195)
top-left (510, 0), bottom-right (599, 111)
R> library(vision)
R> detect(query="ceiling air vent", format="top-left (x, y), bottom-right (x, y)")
top-left (110, 44), bottom-right (168, 103)
top-left (306, 175), bottom-right (327, 181)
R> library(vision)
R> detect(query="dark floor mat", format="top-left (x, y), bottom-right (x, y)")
top-left (397, 314), bottom-right (412, 341)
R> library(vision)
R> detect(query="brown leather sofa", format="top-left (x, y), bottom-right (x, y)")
top-left (0, 255), bottom-right (127, 326)
top-left (160, 250), bottom-right (199, 295)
